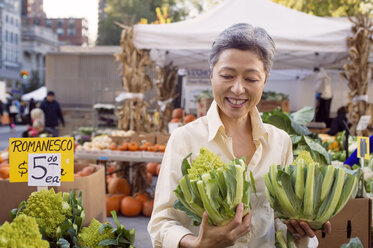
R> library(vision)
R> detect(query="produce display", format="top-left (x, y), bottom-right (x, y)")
top-left (264, 151), bottom-right (358, 229)
top-left (0, 149), bottom-right (9, 180)
top-left (1, 188), bottom-right (136, 248)
top-left (170, 107), bottom-right (196, 124)
top-left (174, 147), bottom-right (255, 226)
top-left (262, 106), bottom-right (331, 165)
top-left (261, 91), bottom-right (289, 101)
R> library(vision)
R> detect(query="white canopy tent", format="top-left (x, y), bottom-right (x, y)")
top-left (21, 86), bottom-right (47, 101)
top-left (134, 0), bottom-right (353, 70)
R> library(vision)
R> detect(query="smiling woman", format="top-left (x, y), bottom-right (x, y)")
top-left (148, 23), bottom-right (322, 248)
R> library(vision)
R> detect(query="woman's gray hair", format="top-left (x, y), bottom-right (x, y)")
top-left (208, 23), bottom-right (275, 74)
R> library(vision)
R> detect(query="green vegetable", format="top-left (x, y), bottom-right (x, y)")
top-left (11, 188), bottom-right (85, 247)
top-left (275, 230), bottom-right (296, 248)
top-left (174, 148), bottom-right (254, 226)
top-left (264, 151), bottom-right (358, 229)
top-left (340, 237), bottom-right (363, 248)
top-left (0, 215), bottom-right (49, 248)
top-left (78, 219), bottom-right (115, 248)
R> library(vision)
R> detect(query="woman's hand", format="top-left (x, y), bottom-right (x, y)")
top-left (286, 220), bottom-right (332, 238)
top-left (179, 203), bottom-right (252, 248)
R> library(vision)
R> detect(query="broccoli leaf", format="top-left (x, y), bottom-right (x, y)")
top-left (174, 200), bottom-right (202, 226)
top-left (182, 153), bottom-right (192, 176)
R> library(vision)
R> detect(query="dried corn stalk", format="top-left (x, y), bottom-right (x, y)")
top-left (131, 164), bottom-right (148, 194)
top-left (114, 25), bottom-right (153, 132)
top-left (340, 12), bottom-right (372, 136)
top-left (154, 62), bottom-right (178, 132)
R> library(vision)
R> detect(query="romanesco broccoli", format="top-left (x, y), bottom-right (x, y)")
top-left (293, 150), bottom-right (315, 165)
top-left (188, 147), bottom-right (226, 180)
top-left (22, 188), bottom-right (71, 239)
top-left (78, 218), bottom-right (115, 248)
top-left (0, 214), bottom-right (49, 248)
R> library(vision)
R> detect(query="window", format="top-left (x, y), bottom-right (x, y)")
top-left (5, 30), bottom-right (8, 42)
top-left (46, 19), bottom-right (52, 27)
top-left (56, 28), bottom-right (64, 36)
top-left (67, 28), bottom-right (76, 36)
top-left (10, 16), bottom-right (13, 25)
top-left (15, 34), bottom-right (18, 44)
top-left (57, 19), bottom-right (63, 27)
top-left (10, 32), bottom-right (13, 43)
top-left (34, 18), bottom-right (41, 25)
top-left (68, 19), bottom-right (75, 27)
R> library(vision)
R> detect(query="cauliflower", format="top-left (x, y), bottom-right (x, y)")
top-left (78, 218), bottom-right (115, 248)
top-left (0, 215), bottom-right (49, 248)
top-left (22, 188), bottom-right (71, 239)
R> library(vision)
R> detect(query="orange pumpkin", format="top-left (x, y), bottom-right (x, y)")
top-left (0, 167), bottom-right (9, 179)
top-left (170, 118), bottom-right (181, 123)
top-left (80, 166), bottom-right (94, 177)
top-left (142, 199), bottom-right (154, 217)
top-left (108, 177), bottom-right (131, 196)
top-left (156, 163), bottom-right (161, 176)
top-left (183, 114), bottom-right (196, 124)
top-left (147, 172), bottom-right (153, 184)
top-left (157, 145), bottom-right (166, 153)
top-left (135, 193), bottom-right (149, 205)
top-left (128, 142), bottom-right (139, 151)
top-left (146, 162), bottom-right (158, 176)
top-left (106, 194), bottom-right (120, 216)
top-left (110, 143), bottom-right (117, 151)
top-left (118, 143), bottom-right (128, 151)
top-left (0, 163), bottom-right (9, 168)
top-left (147, 146), bottom-right (156, 152)
top-left (112, 194), bottom-right (125, 204)
top-left (172, 108), bottom-right (184, 119)
top-left (120, 196), bottom-right (142, 217)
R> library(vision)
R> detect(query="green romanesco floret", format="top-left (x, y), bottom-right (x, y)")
top-left (188, 147), bottom-right (227, 180)
top-left (0, 214), bottom-right (49, 248)
top-left (22, 188), bottom-right (71, 239)
top-left (78, 218), bottom-right (115, 248)
top-left (293, 150), bottom-right (315, 165)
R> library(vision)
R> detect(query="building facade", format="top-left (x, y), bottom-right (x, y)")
top-left (0, 0), bottom-right (22, 88)
top-left (22, 0), bottom-right (45, 17)
top-left (23, 17), bottom-right (89, 46)
top-left (21, 24), bottom-right (59, 84)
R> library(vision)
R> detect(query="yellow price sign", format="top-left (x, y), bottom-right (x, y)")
top-left (357, 136), bottom-right (370, 159)
top-left (9, 137), bottom-right (74, 183)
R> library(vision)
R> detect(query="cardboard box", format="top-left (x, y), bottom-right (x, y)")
top-left (0, 164), bottom-right (106, 226)
top-left (0, 181), bottom-right (37, 223)
top-left (316, 198), bottom-right (371, 248)
top-left (53, 163), bottom-right (106, 226)
top-left (257, 100), bottom-right (290, 113)
top-left (197, 98), bottom-right (214, 117)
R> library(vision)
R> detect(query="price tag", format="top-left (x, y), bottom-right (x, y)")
top-left (28, 153), bottom-right (61, 186)
top-left (9, 137), bottom-right (74, 183)
top-left (357, 136), bottom-right (370, 159)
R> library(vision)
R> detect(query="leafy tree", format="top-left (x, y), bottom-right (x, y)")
top-left (96, 0), bottom-right (221, 45)
top-left (26, 70), bottom-right (41, 93)
top-left (271, 0), bottom-right (371, 17)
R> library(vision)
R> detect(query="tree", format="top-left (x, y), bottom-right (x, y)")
top-left (96, 0), bottom-right (221, 45)
top-left (26, 70), bottom-right (41, 93)
top-left (271, 0), bottom-right (371, 17)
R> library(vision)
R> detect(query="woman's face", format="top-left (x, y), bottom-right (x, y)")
top-left (211, 49), bottom-right (267, 120)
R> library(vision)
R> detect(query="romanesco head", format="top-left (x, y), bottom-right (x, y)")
top-left (22, 188), bottom-right (71, 239)
top-left (78, 218), bottom-right (115, 248)
top-left (293, 151), bottom-right (315, 165)
top-left (0, 215), bottom-right (49, 248)
top-left (188, 147), bottom-right (227, 180)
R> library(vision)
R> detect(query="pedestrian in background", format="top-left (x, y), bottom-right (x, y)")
top-left (40, 91), bottom-right (64, 136)
top-left (27, 98), bottom-right (36, 125)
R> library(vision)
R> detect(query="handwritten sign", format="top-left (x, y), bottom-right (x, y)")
top-left (9, 137), bottom-right (74, 183)
top-left (357, 136), bottom-right (370, 159)
top-left (28, 153), bottom-right (61, 186)
top-left (356, 115), bottom-right (371, 131)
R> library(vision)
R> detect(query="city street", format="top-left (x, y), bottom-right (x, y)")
top-left (0, 125), bottom-right (26, 150)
